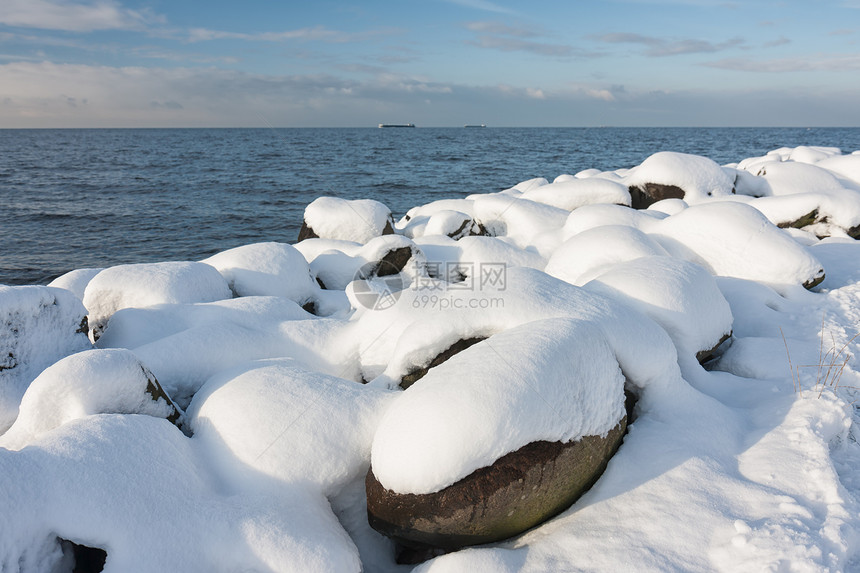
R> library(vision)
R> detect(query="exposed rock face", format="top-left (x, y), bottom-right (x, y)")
top-left (377, 246), bottom-right (413, 276)
top-left (400, 337), bottom-right (486, 389)
top-left (803, 272), bottom-right (826, 290)
top-left (628, 183), bottom-right (686, 210)
top-left (776, 209), bottom-right (820, 230)
top-left (366, 417), bottom-right (627, 551)
top-left (300, 218), bottom-right (395, 242)
top-left (696, 331), bottom-right (732, 364)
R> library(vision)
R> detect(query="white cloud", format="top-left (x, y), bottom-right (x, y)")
top-left (464, 20), bottom-right (598, 58)
top-left (586, 89), bottom-right (616, 101)
top-left (703, 54), bottom-right (860, 72)
top-left (441, 0), bottom-right (517, 15)
top-left (0, 0), bottom-right (153, 32)
top-left (594, 32), bottom-right (745, 56)
top-left (186, 26), bottom-right (341, 44)
top-left (2, 60), bottom-right (858, 128)
top-left (526, 87), bottom-right (545, 99)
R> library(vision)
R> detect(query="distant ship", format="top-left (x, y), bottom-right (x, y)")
top-left (464, 124), bottom-right (486, 128)
top-left (378, 123), bottom-right (415, 128)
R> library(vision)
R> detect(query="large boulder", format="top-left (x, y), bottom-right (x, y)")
top-left (367, 317), bottom-right (630, 551)
top-left (0, 348), bottom-right (183, 449)
top-left (0, 286), bottom-right (92, 434)
top-left (624, 151), bottom-right (735, 209)
top-left (82, 261), bottom-right (231, 342)
top-left (200, 241), bottom-right (317, 303)
top-left (366, 417), bottom-right (627, 550)
top-left (298, 197), bottom-right (395, 244)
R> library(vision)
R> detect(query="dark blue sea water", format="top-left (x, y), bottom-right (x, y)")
top-left (2, 127), bottom-right (860, 286)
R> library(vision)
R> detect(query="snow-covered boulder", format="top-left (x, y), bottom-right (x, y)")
top-left (584, 256), bottom-right (733, 363)
top-left (756, 160), bottom-right (845, 196)
top-left (82, 261), bottom-right (231, 342)
top-left (189, 359), bottom-right (395, 497)
top-left (0, 286), bottom-right (91, 434)
top-left (522, 177), bottom-right (631, 210)
top-left (47, 268), bottom-right (103, 302)
top-left (470, 194), bottom-right (568, 246)
top-left (749, 189), bottom-right (860, 239)
top-left (423, 210), bottom-right (484, 239)
top-left (561, 203), bottom-right (666, 240)
top-left (624, 151), bottom-right (735, 208)
top-left (650, 202), bottom-right (826, 290)
top-left (0, 348), bottom-right (182, 449)
top-left (201, 242), bottom-right (318, 304)
top-left (298, 197), bottom-right (395, 244)
top-left (366, 417), bottom-right (626, 550)
top-left (545, 225), bottom-right (669, 286)
top-left (367, 317), bottom-right (628, 548)
top-left (95, 297), bottom-right (344, 407)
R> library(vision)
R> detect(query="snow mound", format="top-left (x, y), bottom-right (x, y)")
top-left (201, 242), bottom-right (317, 303)
top-left (82, 261), bottom-right (231, 341)
top-left (651, 202), bottom-right (825, 289)
top-left (756, 160), bottom-right (845, 196)
top-left (0, 415), bottom-right (362, 572)
top-left (189, 359), bottom-right (395, 496)
top-left (0, 286), bottom-right (91, 434)
top-left (815, 154), bottom-right (860, 189)
top-left (584, 256), bottom-right (733, 361)
top-left (423, 210), bottom-right (481, 239)
top-left (302, 197), bottom-right (394, 244)
top-left (562, 203), bottom-right (666, 240)
top-left (0, 348), bottom-right (181, 450)
top-left (545, 225), bottom-right (669, 286)
top-left (370, 317), bottom-right (626, 495)
top-left (47, 268), bottom-right (103, 301)
top-left (96, 297), bottom-right (348, 407)
top-left (471, 194), bottom-right (568, 246)
top-left (522, 178), bottom-right (631, 210)
top-left (624, 151), bottom-right (735, 203)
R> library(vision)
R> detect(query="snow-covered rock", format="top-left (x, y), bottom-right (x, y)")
top-left (0, 348), bottom-right (182, 450)
top-left (0, 285), bottom-right (91, 434)
top-left (201, 241), bottom-right (317, 303)
top-left (299, 197), bottom-right (395, 244)
top-left (82, 261), bottom-right (231, 342)
top-left (624, 151), bottom-right (735, 207)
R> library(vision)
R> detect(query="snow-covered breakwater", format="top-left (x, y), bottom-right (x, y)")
top-left (3, 146), bottom-right (860, 571)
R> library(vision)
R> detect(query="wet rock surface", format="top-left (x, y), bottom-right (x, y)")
top-left (366, 417), bottom-right (627, 551)
top-left (628, 183), bottom-right (686, 209)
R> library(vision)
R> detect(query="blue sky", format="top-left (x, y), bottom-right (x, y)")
top-left (0, 0), bottom-right (858, 127)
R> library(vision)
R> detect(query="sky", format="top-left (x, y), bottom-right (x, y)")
top-left (0, 0), bottom-right (859, 127)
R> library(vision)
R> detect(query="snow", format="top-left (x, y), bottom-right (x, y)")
top-left (82, 261), bottom-right (231, 341)
top-left (303, 196), bottom-right (394, 244)
top-left (47, 267), bottom-right (103, 301)
top-left (521, 177), bottom-right (631, 210)
top-left (583, 256), bottom-right (733, 363)
top-left (201, 241), bottom-right (317, 303)
top-left (6, 144), bottom-right (860, 572)
top-left (0, 348), bottom-right (181, 450)
top-left (545, 225), bottom-right (669, 286)
top-left (0, 285), bottom-right (91, 433)
top-left (371, 317), bottom-right (627, 494)
top-left (188, 358), bottom-right (395, 497)
top-left (624, 151), bottom-right (736, 202)
top-left (651, 201), bottom-right (826, 289)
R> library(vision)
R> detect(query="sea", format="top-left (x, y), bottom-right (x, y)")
top-left (2, 127), bottom-right (860, 286)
